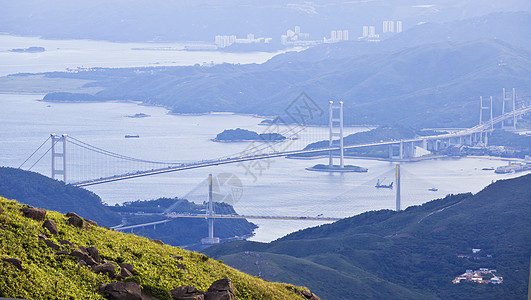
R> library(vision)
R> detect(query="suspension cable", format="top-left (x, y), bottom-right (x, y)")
top-left (27, 138), bottom-right (59, 171)
top-left (19, 136), bottom-right (51, 168)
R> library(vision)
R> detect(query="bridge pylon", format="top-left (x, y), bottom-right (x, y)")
top-left (502, 88), bottom-right (517, 130)
top-left (328, 101), bottom-right (344, 168)
top-left (51, 133), bottom-right (67, 183)
top-left (201, 174), bottom-right (220, 245)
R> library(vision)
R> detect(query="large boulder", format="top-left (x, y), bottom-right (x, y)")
top-left (42, 219), bottom-right (59, 234)
top-left (84, 218), bottom-right (98, 227)
top-left (66, 212), bottom-right (84, 228)
top-left (43, 239), bottom-right (60, 250)
top-left (93, 262), bottom-right (116, 277)
top-left (70, 251), bottom-right (97, 266)
top-left (118, 263), bottom-right (134, 272)
top-left (99, 282), bottom-right (143, 300)
top-left (205, 279), bottom-right (236, 300)
top-left (2, 258), bottom-right (23, 271)
top-left (20, 207), bottom-right (46, 221)
top-left (170, 286), bottom-right (205, 300)
top-left (87, 246), bottom-right (101, 263)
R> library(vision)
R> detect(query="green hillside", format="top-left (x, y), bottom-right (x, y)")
top-left (0, 196), bottom-right (315, 299)
top-left (204, 174), bottom-right (531, 299)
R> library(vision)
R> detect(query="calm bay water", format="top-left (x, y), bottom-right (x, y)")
top-left (0, 94), bottom-right (528, 242)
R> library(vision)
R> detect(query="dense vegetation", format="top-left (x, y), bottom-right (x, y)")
top-left (110, 198), bottom-right (257, 248)
top-left (204, 174), bottom-right (531, 299)
top-left (214, 128), bottom-right (286, 142)
top-left (0, 167), bottom-right (120, 227)
top-left (0, 197), bottom-right (310, 299)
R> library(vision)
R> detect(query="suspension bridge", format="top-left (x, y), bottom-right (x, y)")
top-left (16, 89), bottom-right (531, 243)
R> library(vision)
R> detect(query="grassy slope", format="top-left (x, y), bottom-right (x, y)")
top-left (205, 175), bottom-right (531, 300)
top-left (0, 197), bottom-right (308, 299)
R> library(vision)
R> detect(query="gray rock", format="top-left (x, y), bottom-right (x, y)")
top-left (2, 258), bottom-right (23, 271)
top-left (118, 263), bottom-right (134, 272)
top-left (43, 239), bottom-right (60, 250)
top-left (120, 267), bottom-right (133, 278)
top-left (87, 246), bottom-right (101, 262)
top-left (207, 278), bottom-right (236, 295)
top-left (66, 212), bottom-right (84, 228)
top-left (60, 239), bottom-right (73, 246)
top-left (84, 218), bottom-right (98, 227)
top-left (42, 219), bottom-right (59, 234)
top-left (99, 281), bottom-right (142, 300)
top-left (204, 291), bottom-right (233, 300)
top-left (93, 262), bottom-right (116, 277)
top-left (171, 255), bottom-right (184, 260)
top-left (150, 239), bottom-right (164, 245)
top-left (20, 207), bottom-right (46, 221)
top-left (171, 286), bottom-right (205, 300)
top-left (176, 263), bottom-right (186, 270)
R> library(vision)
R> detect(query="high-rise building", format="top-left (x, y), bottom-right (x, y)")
top-left (295, 26), bottom-right (301, 34)
top-left (389, 21), bottom-right (394, 33)
top-left (369, 26), bottom-right (375, 37)
top-left (343, 30), bottom-right (349, 41)
top-left (362, 26), bottom-right (369, 37)
top-left (337, 30), bottom-right (342, 41)
top-left (331, 30), bottom-right (337, 41)
top-left (383, 21), bottom-right (389, 33)
top-left (396, 21), bottom-right (403, 33)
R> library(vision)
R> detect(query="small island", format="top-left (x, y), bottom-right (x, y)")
top-left (127, 113), bottom-right (151, 118)
top-left (306, 163), bottom-right (368, 173)
top-left (213, 128), bottom-right (286, 142)
top-left (9, 46), bottom-right (45, 53)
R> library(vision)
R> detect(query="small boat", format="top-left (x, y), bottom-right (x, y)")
top-left (125, 135), bottom-right (140, 138)
top-left (428, 188), bottom-right (438, 192)
top-left (375, 178), bottom-right (393, 189)
top-left (481, 167), bottom-right (494, 171)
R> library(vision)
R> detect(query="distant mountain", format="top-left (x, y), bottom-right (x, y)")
top-left (44, 38), bottom-right (531, 127)
top-left (1, 1), bottom-right (529, 42)
top-left (204, 174), bottom-right (531, 300)
top-left (0, 167), bottom-right (121, 227)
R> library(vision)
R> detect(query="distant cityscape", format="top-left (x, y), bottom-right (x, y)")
top-left (213, 20), bottom-right (403, 49)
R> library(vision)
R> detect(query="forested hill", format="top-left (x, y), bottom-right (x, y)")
top-left (0, 167), bottom-right (120, 227)
top-left (204, 174), bottom-right (531, 299)
top-left (43, 38), bottom-right (531, 128)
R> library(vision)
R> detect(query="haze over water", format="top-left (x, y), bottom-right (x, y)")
top-left (1, 36), bottom-right (529, 242)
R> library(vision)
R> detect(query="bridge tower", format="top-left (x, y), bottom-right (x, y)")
top-left (51, 133), bottom-right (67, 183)
top-left (395, 164), bottom-right (401, 211)
top-left (502, 88), bottom-right (517, 130)
top-left (328, 101), bottom-right (344, 168)
top-left (479, 96), bottom-right (494, 145)
top-left (201, 174), bottom-right (220, 245)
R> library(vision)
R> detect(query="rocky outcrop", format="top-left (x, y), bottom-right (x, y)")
top-left (171, 286), bottom-right (205, 300)
top-left (20, 206), bottom-right (46, 221)
top-left (205, 278), bottom-right (236, 300)
top-left (93, 263), bottom-right (116, 278)
top-left (87, 246), bottom-right (101, 263)
top-left (84, 218), bottom-right (98, 227)
top-left (70, 250), bottom-right (98, 266)
top-left (42, 219), bottom-right (59, 234)
top-left (2, 258), bottom-right (23, 271)
top-left (66, 212), bottom-right (84, 228)
top-left (100, 282), bottom-right (143, 300)
top-left (150, 239), bottom-right (164, 245)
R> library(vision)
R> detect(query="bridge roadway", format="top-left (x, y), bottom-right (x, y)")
top-left (112, 214), bottom-right (341, 231)
top-left (73, 106), bottom-right (531, 187)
